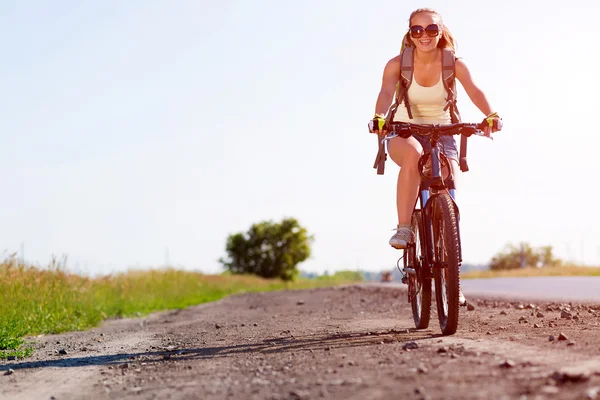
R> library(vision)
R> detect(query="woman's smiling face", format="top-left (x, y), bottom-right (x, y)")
top-left (409, 12), bottom-right (442, 52)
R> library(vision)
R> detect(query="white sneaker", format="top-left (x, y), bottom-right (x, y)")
top-left (389, 226), bottom-right (413, 249)
top-left (459, 288), bottom-right (467, 306)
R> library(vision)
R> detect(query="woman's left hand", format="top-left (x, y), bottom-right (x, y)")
top-left (483, 114), bottom-right (502, 137)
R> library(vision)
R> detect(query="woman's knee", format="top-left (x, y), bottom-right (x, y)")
top-left (389, 137), bottom-right (422, 167)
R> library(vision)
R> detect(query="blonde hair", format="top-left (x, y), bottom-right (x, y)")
top-left (400, 8), bottom-right (456, 52)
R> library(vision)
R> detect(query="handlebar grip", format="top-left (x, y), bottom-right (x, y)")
top-left (480, 118), bottom-right (503, 131)
top-left (494, 119), bottom-right (503, 131)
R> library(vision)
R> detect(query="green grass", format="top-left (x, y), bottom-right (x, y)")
top-left (0, 257), bottom-right (362, 360)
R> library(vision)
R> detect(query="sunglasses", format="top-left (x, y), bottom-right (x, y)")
top-left (409, 24), bottom-right (440, 39)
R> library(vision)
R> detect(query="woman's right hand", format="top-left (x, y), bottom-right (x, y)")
top-left (368, 114), bottom-right (387, 135)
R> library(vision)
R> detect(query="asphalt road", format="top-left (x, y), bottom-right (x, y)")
top-left (460, 276), bottom-right (600, 302)
top-left (371, 276), bottom-right (600, 302)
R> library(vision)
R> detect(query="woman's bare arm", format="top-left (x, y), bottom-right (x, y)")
top-left (374, 56), bottom-right (401, 117)
top-left (455, 58), bottom-right (495, 116)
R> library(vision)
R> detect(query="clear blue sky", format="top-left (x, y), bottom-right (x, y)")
top-left (2, 0), bottom-right (599, 275)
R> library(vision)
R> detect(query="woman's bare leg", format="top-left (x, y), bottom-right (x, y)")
top-left (387, 136), bottom-right (423, 226)
top-left (438, 159), bottom-right (460, 194)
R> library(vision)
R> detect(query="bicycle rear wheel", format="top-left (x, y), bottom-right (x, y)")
top-left (432, 193), bottom-right (461, 335)
top-left (405, 210), bottom-right (431, 329)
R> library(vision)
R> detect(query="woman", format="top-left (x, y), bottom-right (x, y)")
top-left (369, 8), bottom-right (501, 249)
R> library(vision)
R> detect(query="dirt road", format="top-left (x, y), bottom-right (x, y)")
top-left (2, 285), bottom-right (600, 400)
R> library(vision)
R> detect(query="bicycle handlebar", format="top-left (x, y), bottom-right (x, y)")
top-left (384, 121), bottom-right (490, 139)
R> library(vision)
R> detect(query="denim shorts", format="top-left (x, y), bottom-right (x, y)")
top-left (412, 133), bottom-right (459, 163)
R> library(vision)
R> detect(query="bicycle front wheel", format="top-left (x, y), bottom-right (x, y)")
top-left (432, 193), bottom-right (461, 335)
top-left (406, 210), bottom-right (431, 329)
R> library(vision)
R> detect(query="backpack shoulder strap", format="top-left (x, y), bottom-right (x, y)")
top-left (386, 47), bottom-right (415, 121)
top-left (392, 47), bottom-right (414, 119)
top-left (441, 49), bottom-right (469, 172)
top-left (441, 48), bottom-right (457, 112)
top-left (441, 49), bottom-right (455, 81)
top-left (400, 47), bottom-right (414, 89)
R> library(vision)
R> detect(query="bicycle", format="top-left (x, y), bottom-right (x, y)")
top-left (382, 121), bottom-right (492, 335)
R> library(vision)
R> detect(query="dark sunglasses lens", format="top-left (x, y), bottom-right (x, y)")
top-left (425, 24), bottom-right (439, 37)
top-left (410, 26), bottom-right (424, 38)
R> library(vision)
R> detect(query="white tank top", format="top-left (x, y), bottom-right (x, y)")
top-left (393, 74), bottom-right (451, 125)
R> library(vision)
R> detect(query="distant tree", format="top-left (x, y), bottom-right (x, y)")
top-left (219, 217), bottom-right (313, 281)
top-left (333, 270), bottom-right (364, 282)
top-left (489, 243), bottom-right (562, 270)
top-left (315, 270), bottom-right (364, 282)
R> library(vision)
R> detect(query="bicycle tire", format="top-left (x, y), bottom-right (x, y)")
top-left (432, 193), bottom-right (461, 335)
top-left (406, 210), bottom-right (432, 329)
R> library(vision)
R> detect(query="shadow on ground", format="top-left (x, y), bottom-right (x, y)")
top-left (0, 327), bottom-right (441, 372)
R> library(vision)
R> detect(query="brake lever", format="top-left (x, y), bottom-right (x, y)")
top-left (381, 133), bottom-right (397, 144)
top-left (471, 123), bottom-right (494, 140)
